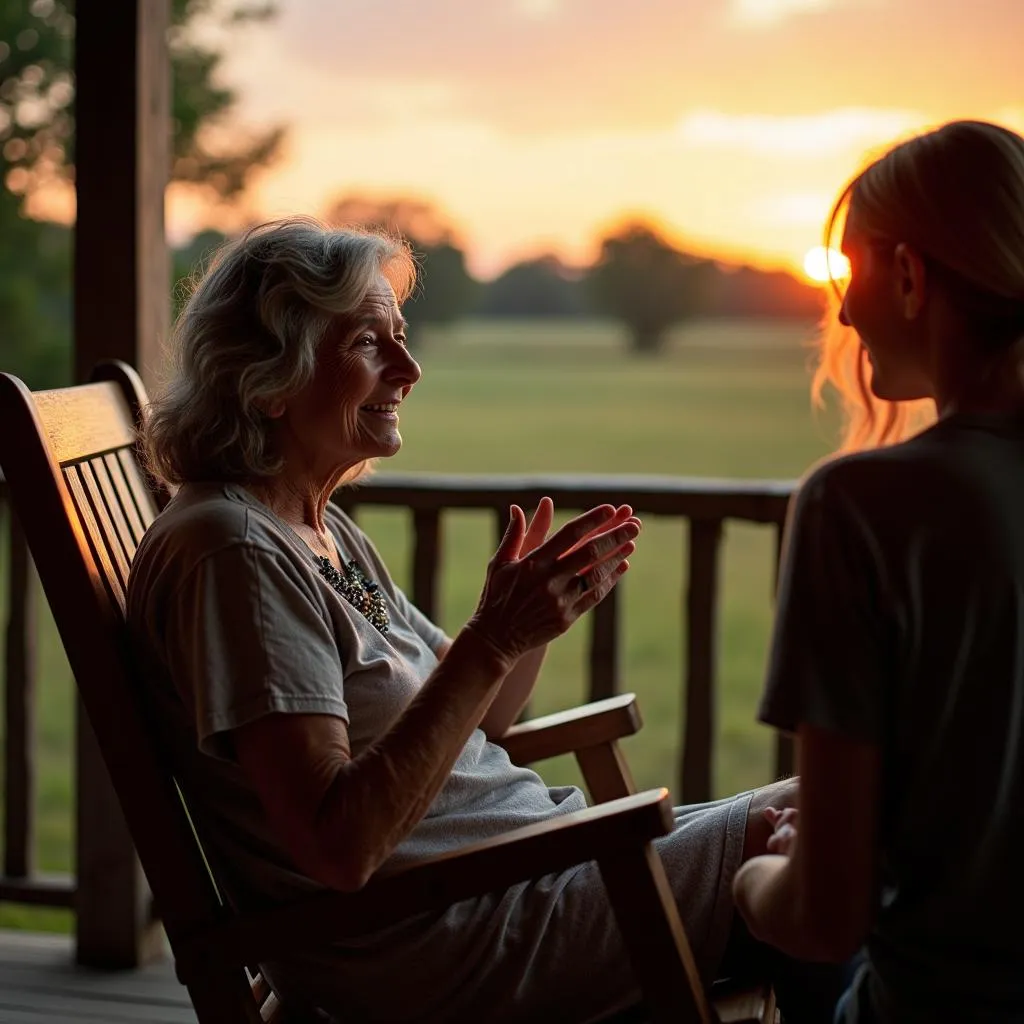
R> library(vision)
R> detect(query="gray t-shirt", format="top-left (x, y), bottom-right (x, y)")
top-left (126, 482), bottom-right (585, 912)
top-left (760, 414), bottom-right (1024, 1022)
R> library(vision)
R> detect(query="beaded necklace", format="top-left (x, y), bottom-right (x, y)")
top-left (313, 555), bottom-right (390, 635)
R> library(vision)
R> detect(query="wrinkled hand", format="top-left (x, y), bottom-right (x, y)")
top-left (518, 498), bottom-right (636, 560)
top-left (764, 806), bottom-right (799, 856)
top-left (468, 501), bottom-right (641, 664)
top-left (519, 497), bottom-right (556, 558)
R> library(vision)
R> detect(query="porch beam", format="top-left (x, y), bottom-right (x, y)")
top-left (73, 0), bottom-right (170, 967)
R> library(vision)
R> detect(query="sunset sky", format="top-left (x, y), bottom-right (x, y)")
top-left (168, 0), bottom-right (1024, 280)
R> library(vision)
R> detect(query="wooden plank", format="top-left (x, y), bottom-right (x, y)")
top-left (499, 693), bottom-right (641, 767)
top-left (0, 874), bottom-right (75, 907)
top-left (76, 702), bottom-right (165, 969)
top-left (78, 461), bottom-right (132, 592)
top-left (30, 384), bottom-right (136, 465)
top-left (3, 507), bottom-right (36, 879)
top-left (88, 363), bottom-right (174, 516)
top-left (74, 0), bottom-right (169, 391)
top-left (335, 473), bottom-right (795, 524)
top-left (104, 452), bottom-right (147, 545)
top-left (63, 467), bottom-right (126, 611)
top-left (0, 988), bottom-right (195, 1022)
top-left (771, 519), bottom-right (795, 780)
top-left (0, 931), bottom-right (192, 1022)
top-left (117, 449), bottom-right (159, 530)
top-left (599, 843), bottom-right (712, 1024)
top-left (588, 582), bottom-right (620, 701)
top-left (0, 933), bottom-right (181, 1000)
top-left (411, 507), bottom-right (441, 621)
top-left (575, 742), bottom-right (636, 804)
top-left (0, 374), bottom-right (214, 982)
top-left (681, 519), bottom-right (723, 804)
top-left (91, 455), bottom-right (139, 562)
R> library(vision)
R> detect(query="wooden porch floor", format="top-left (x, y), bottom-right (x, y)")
top-left (0, 931), bottom-right (196, 1022)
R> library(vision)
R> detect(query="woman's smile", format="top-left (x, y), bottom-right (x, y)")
top-left (360, 401), bottom-right (401, 422)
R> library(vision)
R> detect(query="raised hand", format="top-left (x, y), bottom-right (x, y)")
top-left (520, 497), bottom-right (555, 558)
top-left (519, 498), bottom-right (636, 560)
top-left (468, 502), bottom-right (641, 664)
top-left (560, 502), bottom-right (636, 573)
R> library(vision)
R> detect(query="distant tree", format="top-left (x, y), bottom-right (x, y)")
top-left (0, 188), bottom-right (71, 385)
top-left (323, 196), bottom-right (478, 346)
top-left (0, 0), bottom-right (283, 208)
top-left (477, 255), bottom-right (585, 318)
top-left (0, 1), bottom-right (284, 388)
top-left (168, 1), bottom-right (284, 198)
top-left (587, 223), bottom-right (711, 355)
top-left (701, 264), bottom-right (825, 318)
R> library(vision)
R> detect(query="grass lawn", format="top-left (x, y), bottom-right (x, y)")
top-left (0, 315), bottom-right (840, 932)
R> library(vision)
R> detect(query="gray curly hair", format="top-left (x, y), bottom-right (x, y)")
top-left (143, 217), bottom-right (416, 485)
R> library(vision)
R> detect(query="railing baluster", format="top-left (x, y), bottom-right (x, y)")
top-left (771, 518), bottom-right (795, 779)
top-left (412, 508), bottom-right (442, 622)
top-left (492, 503), bottom-right (512, 545)
top-left (4, 506), bottom-right (37, 880)
top-left (681, 518), bottom-right (723, 804)
top-left (588, 585), bottom-right (620, 702)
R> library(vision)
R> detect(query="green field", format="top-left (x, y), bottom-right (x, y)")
top-left (0, 316), bottom-right (840, 932)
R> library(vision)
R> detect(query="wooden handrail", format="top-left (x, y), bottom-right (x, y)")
top-left (338, 472), bottom-right (793, 521)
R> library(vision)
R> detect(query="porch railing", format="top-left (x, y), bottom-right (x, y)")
top-left (0, 470), bottom-right (796, 960)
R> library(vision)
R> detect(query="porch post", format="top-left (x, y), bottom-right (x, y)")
top-left (74, 0), bottom-right (169, 389)
top-left (73, 0), bottom-right (170, 967)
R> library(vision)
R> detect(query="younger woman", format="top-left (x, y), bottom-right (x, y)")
top-left (734, 120), bottom-right (1024, 1022)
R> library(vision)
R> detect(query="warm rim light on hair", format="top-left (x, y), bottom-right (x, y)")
top-left (803, 245), bottom-right (850, 285)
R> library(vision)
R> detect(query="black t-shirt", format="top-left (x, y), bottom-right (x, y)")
top-left (761, 414), bottom-right (1024, 1022)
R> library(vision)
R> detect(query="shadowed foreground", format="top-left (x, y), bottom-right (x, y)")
top-left (0, 932), bottom-right (195, 1023)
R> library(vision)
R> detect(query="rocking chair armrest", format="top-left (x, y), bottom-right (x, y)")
top-left (176, 787), bottom-right (674, 978)
top-left (496, 693), bottom-right (642, 765)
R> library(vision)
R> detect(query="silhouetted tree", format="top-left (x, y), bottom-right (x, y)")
top-left (0, 189), bottom-right (71, 384)
top-left (587, 223), bottom-right (711, 355)
top-left (701, 264), bottom-right (825, 318)
top-left (324, 196), bottom-right (478, 346)
top-left (0, 0), bottom-right (283, 208)
top-left (477, 255), bottom-right (585, 318)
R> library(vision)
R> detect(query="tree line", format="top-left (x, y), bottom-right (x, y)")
top-left (1, 2), bottom-right (825, 389)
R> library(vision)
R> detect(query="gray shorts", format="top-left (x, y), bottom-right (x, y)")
top-left (269, 792), bottom-right (752, 1023)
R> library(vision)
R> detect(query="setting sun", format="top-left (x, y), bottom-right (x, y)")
top-left (802, 246), bottom-right (850, 286)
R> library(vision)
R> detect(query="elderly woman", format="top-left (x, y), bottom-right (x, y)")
top-left (127, 218), bottom-right (809, 1023)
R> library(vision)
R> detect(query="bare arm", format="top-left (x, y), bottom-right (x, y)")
top-left (732, 722), bottom-right (880, 962)
top-left (233, 627), bottom-right (511, 892)
top-left (480, 645), bottom-right (548, 738)
top-left (233, 503), bottom-right (638, 891)
top-left (431, 635), bottom-right (548, 740)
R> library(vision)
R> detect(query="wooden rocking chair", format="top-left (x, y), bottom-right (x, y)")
top-left (0, 361), bottom-right (775, 1024)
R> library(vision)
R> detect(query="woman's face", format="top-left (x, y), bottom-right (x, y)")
top-left (281, 272), bottom-right (422, 477)
top-left (839, 216), bottom-right (932, 401)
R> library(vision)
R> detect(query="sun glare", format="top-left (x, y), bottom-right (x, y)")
top-left (803, 246), bottom-right (850, 285)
